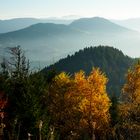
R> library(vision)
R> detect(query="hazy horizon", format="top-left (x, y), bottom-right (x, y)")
top-left (1, 15), bottom-right (140, 21)
top-left (1, 0), bottom-right (140, 20)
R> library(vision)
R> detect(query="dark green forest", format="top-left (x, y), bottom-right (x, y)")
top-left (43, 46), bottom-right (134, 96)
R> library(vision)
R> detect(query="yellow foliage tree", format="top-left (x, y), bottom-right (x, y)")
top-left (48, 69), bottom-right (111, 139)
top-left (48, 72), bottom-right (82, 139)
top-left (119, 62), bottom-right (140, 139)
top-left (74, 68), bottom-right (111, 139)
top-left (121, 62), bottom-right (140, 120)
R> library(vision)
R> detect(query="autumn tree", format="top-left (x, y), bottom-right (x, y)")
top-left (47, 72), bottom-right (82, 140)
top-left (47, 68), bottom-right (111, 140)
top-left (0, 91), bottom-right (8, 122)
top-left (119, 62), bottom-right (140, 139)
top-left (0, 59), bottom-right (9, 119)
top-left (75, 68), bottom-right (111, 139)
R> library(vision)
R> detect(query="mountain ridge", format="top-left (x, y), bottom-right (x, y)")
top-left (0, 17), bottom-right (140, 67)
top-left (43, 46), bottom-right (134, 96)
top-left (0, 17), bottom-right (73, 33)
top-left (70, 17), bottom-right (131, 31)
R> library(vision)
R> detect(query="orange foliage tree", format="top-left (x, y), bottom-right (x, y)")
top-left (47, 72), bottom-right (81, 139)
top-left (75, 68), bottom-right (111, 139)
top-left (47, 68), bottom-right (111, 139)
top-left (119, 62), bottom-right (140, 139)
top-left (121, 62), bottom-right (140, 120)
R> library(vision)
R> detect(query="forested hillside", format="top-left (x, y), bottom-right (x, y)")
top-left (0, 46), bottom-right (140, 140)
top-left (43, 46), bottom-right (134, 96)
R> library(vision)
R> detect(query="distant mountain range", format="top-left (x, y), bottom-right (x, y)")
top-left (43, 46), bottom-right (134, 96)
top-left (70, 17), bottom-right (130, 33)
top-left (0, 18), bottom-right (73, 33)
top-left (1, 17), bottom-right (140, 33)
top-left (112, 18), bottom-right (140, 32)
top-left (0, 17), bottom-right (140, 68)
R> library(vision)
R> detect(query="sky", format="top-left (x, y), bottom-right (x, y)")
top-left (0, 0), bottom-right (140, 20)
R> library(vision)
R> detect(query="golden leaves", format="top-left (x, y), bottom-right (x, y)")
top-left (120, 62), bottom-right (140, 126)
top-left (48, 68), bottom-right (111, 137)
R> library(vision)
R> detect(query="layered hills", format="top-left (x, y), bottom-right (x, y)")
top-left (0, 17), bottom-right (139, 67)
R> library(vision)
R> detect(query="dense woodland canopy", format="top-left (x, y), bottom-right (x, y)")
top-left (43, 46), bottom-right (134, 96)
top-left (0, 46), bottom-right (139, 140)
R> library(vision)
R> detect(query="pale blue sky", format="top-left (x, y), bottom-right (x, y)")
top-left (0, 0), bottom-right (140, 19)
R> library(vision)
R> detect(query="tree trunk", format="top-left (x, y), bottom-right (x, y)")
top-left (16, 123), bottom-right (21, 140)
